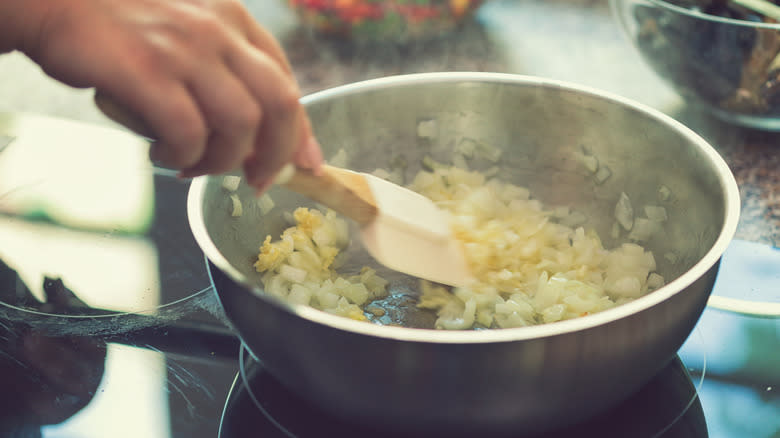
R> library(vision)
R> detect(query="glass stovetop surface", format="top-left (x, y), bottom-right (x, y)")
top-left (0, 116), bottom-right (776, 438)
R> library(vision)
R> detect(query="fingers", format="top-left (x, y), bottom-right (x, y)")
top-left (177, 62), bottom-right (260, 177)
top-left (226, 39), bottom-right (318, 187)
top-left (102, 77), bottom-right (208, 169)
top-left (216, 0), bottom-right (293, 74)
top-left (89, 0), bottom-right (323, 185)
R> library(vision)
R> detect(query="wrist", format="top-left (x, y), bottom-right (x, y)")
top-left (0, 0), bottom-right (61, 55)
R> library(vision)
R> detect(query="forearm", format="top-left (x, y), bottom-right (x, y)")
top-left (0, 0), bottom-right (57, 54)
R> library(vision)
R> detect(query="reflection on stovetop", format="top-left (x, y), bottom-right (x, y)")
top-left (0, 319), bottom-right (240, 438)
top-left (0, 235), bottom-right (778, 437)
top-left (0, 172), bottom-right (214, 319)
top-left (219, 347), bottom-right (706, 438)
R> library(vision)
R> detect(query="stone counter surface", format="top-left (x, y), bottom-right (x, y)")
top-left (0, 0), bottom-right (777, 246)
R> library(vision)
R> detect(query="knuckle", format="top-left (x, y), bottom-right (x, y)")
top-left (186, 10), bottom-right (225, 38)
top-left (166, 125), bottom-right (207, 167)
top-left (215, 0), bottom-right (251, 23)
top-left (234, 102), bottom-right (262, 131)
top-left (222, 102), bottom-right (261, 145)
top-left (275, 83), bottom-right (302, 115)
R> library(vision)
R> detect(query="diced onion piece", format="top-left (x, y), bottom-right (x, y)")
top-left (417, 119), bottom-right (438, 139)
top-left (477, 142), bottom-right (503, 162)
top-left (594, 165), bottom-right (612, 184)
top-left (628, 218), bottom-right (658, 243)
top-left (542, 304), bottom-right (566, 323)
top-left (615, 192), bottom-right (634, 230)
top-left (222, 175), bottom-right (241, 191)
top-left (452, 153), bottom-right (469, 170)
top-left (317, 290), bottom-right (340, 309)
top-left (664, 252), bottom-right (679, 264)
top-left (229, 194), bottom-right (243, 217)
top-left (607, 276), bottom-right (642, 298)
top-left (279, 264), bottom-right (307, 283)
top-left (257, 194), bottom-right (275, 215)
top-left (658, 185), bottom-right (672, 202)
top-left (342, 282), bottom-right (369, 305)
top-left (647, 273), bottom-right (665, 290)
top-left (456, 138), bottom-right (477, 158)
top-left (644, 205), bottom-right (668, 222)
top-left (422, 155), bottom-right (445, 171)
top-left (580, 154), bottom-right (599, 173)
top-left (560, 210), bottom-right (587, 228)
top-left (436, 297), bottom-right (476, 330)
top-left (288, 284), bottom-right (312, 305)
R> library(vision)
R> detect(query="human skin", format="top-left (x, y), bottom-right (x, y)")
top-left (0, 0), bottom-right (322, 189)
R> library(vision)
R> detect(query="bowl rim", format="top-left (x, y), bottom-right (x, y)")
top-left (637, 0), bottom-right (780, 29)
top-left (187, 71), bottom-right (741, 344)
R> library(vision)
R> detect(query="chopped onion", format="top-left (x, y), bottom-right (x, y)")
top-left (222, 175), bottom-right (241, 191)
top-left (279, 264), bottom-right (307, 283)
top-left (614, 192), bottom-right (634, 230)
top-left (644, 205), bottom-right (668, 222)
top-left (257, 194), bottom-right (275, 215)
top-left (288, 284), bottom-right (312, 305)
top-left (594, 165), bottom-right (612, 184)
top-left (456, 138), bottom-right (478, 158)
top-left (560, 210), bottom-right (587, 228)
top-left (452, 153), bottom-right (469, 170)
top-left (416, 119), bottom-right (438, 139)
top-left (255, 161), bottom-right (666, 330)
top-left (229, 194), bottom-right (243, 217)
top-left (422, 155), bottom-right (446, 172)
top-left (628, 218), bottom-right (658, 243)
top-left (647, 273), bottom-right (665, 290)
top-left (477, 142), bottom-right (503, 162)
top-left (658, 185), bottom-right (672, 202)
top-left (580, 154), bottom-right (599, 174)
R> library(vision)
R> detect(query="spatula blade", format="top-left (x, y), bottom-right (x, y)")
top-left (359, 173), bottom-right (473, 287)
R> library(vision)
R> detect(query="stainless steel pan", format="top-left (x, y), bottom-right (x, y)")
top-left (188, 73), bottom-right (740, 436)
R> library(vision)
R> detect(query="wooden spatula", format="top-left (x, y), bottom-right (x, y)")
top-left (274, 163), bottom-right (473, 287)
top-left (94, 93), bottom-right (474, 287)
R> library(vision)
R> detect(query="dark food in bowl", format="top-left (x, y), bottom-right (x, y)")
top-left (621, 0), bottom-right (780, 121)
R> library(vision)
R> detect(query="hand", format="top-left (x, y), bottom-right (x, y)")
top-left (1, 0), bottom-right (322, 189)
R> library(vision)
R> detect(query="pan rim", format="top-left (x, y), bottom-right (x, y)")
top-left (187, 72), bottom-right (741, 344)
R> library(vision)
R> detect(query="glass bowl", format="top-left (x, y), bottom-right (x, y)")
top-left (611, 0), bottom-right (780, 130)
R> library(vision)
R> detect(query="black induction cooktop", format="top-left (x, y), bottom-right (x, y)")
top-left (0, 117), bottom-right (777, 437)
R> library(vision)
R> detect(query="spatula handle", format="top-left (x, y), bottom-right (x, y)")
top-left (276, 164), bottom-right (378, 226)
top-left (94, 92), bottom-right (378, 225)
